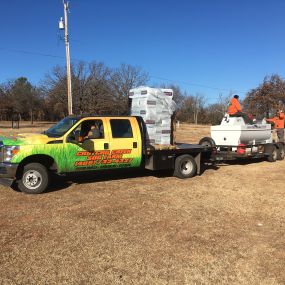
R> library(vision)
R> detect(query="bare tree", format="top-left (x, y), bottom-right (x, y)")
top-left (42, 65), bottom-right (69, 119)
top-left (110, 63), bottom-right (149, 115)
top-left (42, 61), bottom-right (112, 118)
top-left (243, 74), bottom-right (285, 118)
top-left (193, 93), bottom-right (206, 124)
top-left (0, 77), bottom-right (42, 123)
top-left (218, 92), bottom-right (233, 114)
top-left (42, 62), bottom-right (149, 118)
top-left (87, 61), bottom-right (113, 115)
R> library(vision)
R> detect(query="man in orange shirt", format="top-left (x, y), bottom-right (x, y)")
top-left (228, 95), bottom-right (242, 115)
top-left (227, 95), bottom-right (252, 124)
top-left (266, 110), bottom-right (285, 142)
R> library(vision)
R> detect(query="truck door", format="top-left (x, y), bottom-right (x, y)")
top-left (105, 117), bottom-right (142, 168)
top-left (63, 118), bottom-right (111, 172)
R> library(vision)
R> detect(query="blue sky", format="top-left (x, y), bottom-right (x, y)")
top-left (1, 0), bottom-right (285, 103)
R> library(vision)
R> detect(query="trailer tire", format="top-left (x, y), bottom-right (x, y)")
top-left (174, 154), bottom-right (197, 179)
top-left (17, 163), bottom-right (49, 194)
top-left (277, 143), bottom-right (285, 160)
top-left (267, 145), bottom-right (277, 162)
top-left (199, 137), bottom-right (216, 147)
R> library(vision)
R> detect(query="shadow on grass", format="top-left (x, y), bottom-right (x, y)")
top-left (47, 169), bottom-right (164, 193)
top-left (47, 163), bottom-right (220, 193)
top-left (200, 162), bottom-right (220, 175)
top-left (215, 157), bottom-right (267, 166)
top-left (198, 157), bottom-right (272, 175)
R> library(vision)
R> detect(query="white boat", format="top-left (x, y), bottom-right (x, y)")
top-left (211, 114), bottom-right (272, 146)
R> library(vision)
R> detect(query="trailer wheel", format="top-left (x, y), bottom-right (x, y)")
top-left (174, 154), bottom-right (197, 179)
top-left (17, 163), bottom-right (49, 194)
top-left (267, 145), bottom-right (277, 162)
top-left (199, 137), bottom-right (215, 147)
top-left (277, 143), bottom-right (285, 160)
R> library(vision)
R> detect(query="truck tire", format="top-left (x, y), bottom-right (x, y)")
top-left (199, 137), bottom-right (215, 147)
top-left (17, 163), bottom-right (49, 194)
top-left (267, 145), bottom-right (277, 162)
top-left (277, 143), bottom-right (285, 160)
top-left (174, 154), bottom-right (197, 179)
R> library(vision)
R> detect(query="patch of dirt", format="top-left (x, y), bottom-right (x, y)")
top-left (0, 122), bottom-right (284, 284)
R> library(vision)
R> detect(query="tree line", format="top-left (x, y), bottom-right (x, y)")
top-left (0, 61), bottom-right (285, 124)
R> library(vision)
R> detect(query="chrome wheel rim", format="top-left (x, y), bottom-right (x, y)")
top-left (181, 160), bottom-right (193, 175)
top-left (23, 170), bottom-right (42, 190)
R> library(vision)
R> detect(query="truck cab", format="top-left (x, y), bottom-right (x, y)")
top-left (48, 115), bottom-right (143, 172)
top-left (0, 116), bottom-right (143, 193)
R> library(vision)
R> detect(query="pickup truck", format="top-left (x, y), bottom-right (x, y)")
top-left (0, 116), bottom-right (213, 194)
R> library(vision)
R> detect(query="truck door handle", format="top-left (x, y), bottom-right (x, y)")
top-left (104, 143), bottom-right (109, 149)
top-left (133, 142), bottom-right (137, 148)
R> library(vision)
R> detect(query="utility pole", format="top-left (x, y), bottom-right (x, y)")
top-left (59, 1), bottom-right (73, 115)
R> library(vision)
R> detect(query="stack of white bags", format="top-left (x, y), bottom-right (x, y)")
top-left (129, 86), bottom-right (176, 145)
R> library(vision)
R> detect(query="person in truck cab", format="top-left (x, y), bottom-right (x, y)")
top-left (86, 124), bottom-right (101, 139)
top-left (227, 95), bottom-right (252, 124)
top-left (266, 110), bottom-right (285, 142)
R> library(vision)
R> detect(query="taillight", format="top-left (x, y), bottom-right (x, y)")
top-left (237, 144), bottom-right (246, 154)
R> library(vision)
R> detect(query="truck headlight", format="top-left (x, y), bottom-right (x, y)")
top-left (3, 146), bottom-right (20, 162)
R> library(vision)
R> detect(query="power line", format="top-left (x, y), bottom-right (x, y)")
top-left (0, 47), bottom-right (66, 60)
top-left (0, 46), bottom-right (249, 96)
top-left (149, 75), bottom-right (248, 94)
top-left (0, 47), bottom-right (88, 64)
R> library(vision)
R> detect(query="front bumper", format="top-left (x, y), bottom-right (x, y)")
top-left (0, 163), bottom-right (18, 187)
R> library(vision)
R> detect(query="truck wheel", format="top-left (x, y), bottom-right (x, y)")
top-left (267, 145), bottom-right (277, 162)
top-left (174, 154), bottom-right (197, 179)
top-left (277, 144), bottom-right (285, 160)
top-left (199, 137), bottom-right (215, 147)
top-left (17, 163), bottom-right (49, 194)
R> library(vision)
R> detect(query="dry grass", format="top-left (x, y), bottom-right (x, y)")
top-left (0, 121), bottom-right (54, 135)
top-left (0, 122), bottom-right (284, 284)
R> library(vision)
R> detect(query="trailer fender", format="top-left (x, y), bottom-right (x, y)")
top-left (199, 137), bottom-right (216, 147)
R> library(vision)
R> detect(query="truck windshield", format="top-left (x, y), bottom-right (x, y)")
top-left (44, 117), bottom-right (79, 137)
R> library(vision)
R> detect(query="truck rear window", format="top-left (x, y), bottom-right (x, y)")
top-left (110, 119), bottom-right (133, 138)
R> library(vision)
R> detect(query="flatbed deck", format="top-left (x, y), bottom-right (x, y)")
top-left (148, 143), bottom-right (212, 152)
top-left (145, 143), bottom-right (214, 173)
